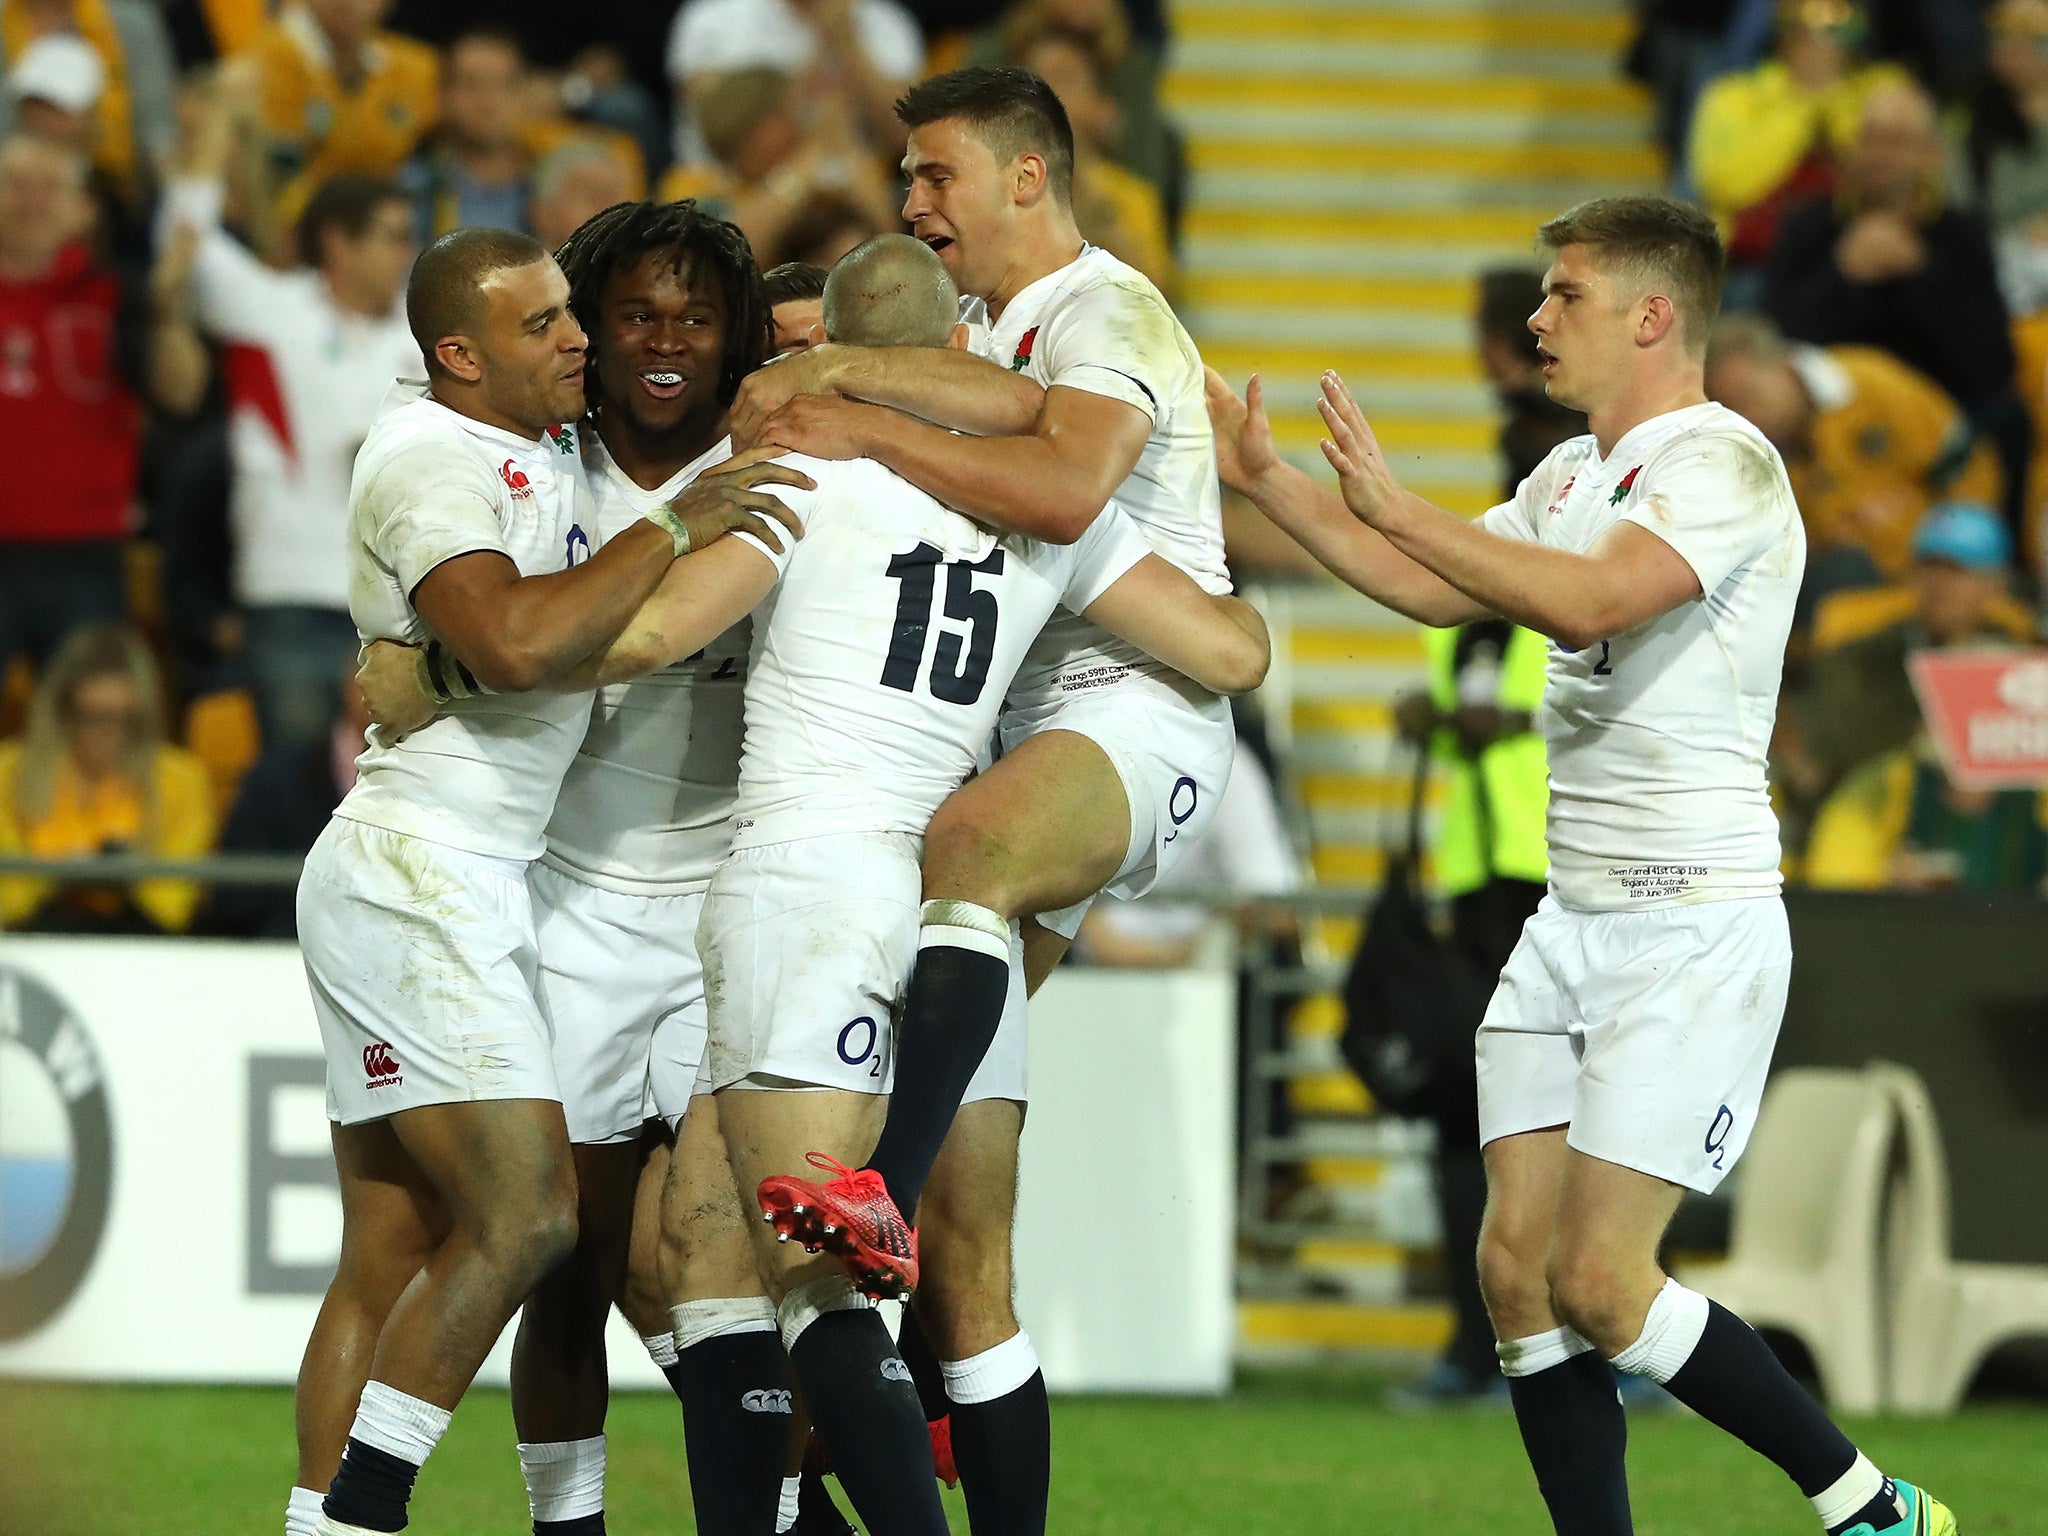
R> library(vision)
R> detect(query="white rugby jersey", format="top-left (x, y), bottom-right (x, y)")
top-left (539, 432), bottom-right (749, 896)
top-left (1479, 401), bottom-right (1804, 911)
top-left (334, 382), bottom-right (596, 862)
top-left (729, 453), bottom-right (1150, 850)
top-left (974, 246), bottom-right (1232, 712)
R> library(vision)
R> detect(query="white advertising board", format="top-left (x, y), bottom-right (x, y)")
top-left (0, 938), bottom-right (1232, 1394)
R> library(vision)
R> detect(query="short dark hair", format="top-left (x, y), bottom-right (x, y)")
top-left (405, 225), bottom-right (549, 369)
top-left (895, 66), bottom-right (1074, 206)
top-left (297, 175), bottom-right (409, 269)
top-left (763, 261), bottom-right (828, 307)
top-left (1476, 267), bottom-right (1546, 366)
top-left (1536, 196), bottom-right (1726, 351)
top-left (552, 199), bottom-right (768, 412)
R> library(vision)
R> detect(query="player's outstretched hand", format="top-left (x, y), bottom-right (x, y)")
top-left (667, 455), bottom-right (814, 554)
top-left (356, 639), bottom-right (438, 740)
top-left (1204, 368), bottom-right (1284, 497)
top-left (729, 345), bottom-right (847, 447)
top-left (1317, 371), bottom-right (1399, 527)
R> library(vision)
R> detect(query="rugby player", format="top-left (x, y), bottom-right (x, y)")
top-left (287, 225), bottom-right (798, 1536)
top-left (732, 73), bottom-right (1236, 1530)
top-left (764, 261), bottom-right (829, 355)
top-left (450, 229), bottom-right (1263, 1534)
top-left (1208, 195), bottom-right (1952, 1536)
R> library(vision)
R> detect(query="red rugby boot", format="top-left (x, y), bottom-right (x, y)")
top-left (758, 1152), bottom-right (919, 1299)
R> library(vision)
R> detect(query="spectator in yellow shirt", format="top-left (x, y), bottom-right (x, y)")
top-left (1707, 311), bottom-right (2004, 576)
top-left (0, 623), bottom-right (216, 933)
top-left (1019, 27), bottom-right (1176, 298)
top-left (240, 0), bottom-right (437, 227)
top-left (1689, 0), bottom-right (1910, 270)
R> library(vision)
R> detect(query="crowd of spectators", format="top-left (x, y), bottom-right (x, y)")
top-left (0, 0), bottom-right (1185, 935)
top-left (1619, 0), bottom-right (2048, 896)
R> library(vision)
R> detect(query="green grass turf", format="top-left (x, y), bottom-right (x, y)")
top-left (0, 1369), bottom-right (2037, 1533)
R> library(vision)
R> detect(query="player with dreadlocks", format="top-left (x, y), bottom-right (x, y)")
top-left (496, 199), bottom-right (821, 1536)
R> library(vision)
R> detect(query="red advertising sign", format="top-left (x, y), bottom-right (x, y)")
top-left (1907, 647), bottom-right (2048, 790)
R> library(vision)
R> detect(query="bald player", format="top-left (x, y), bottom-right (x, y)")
top-left (288, 226), bottom-right (795, 1536)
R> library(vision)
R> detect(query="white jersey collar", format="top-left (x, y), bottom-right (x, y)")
top-left (1595, 400), bottom-right (1722, 471)
top-left (587, 428), bottom-right (734, 502)
top-left (375, 378), bottom-right (563, 455)
top-left (988, 242), bottom-right (1101, 326)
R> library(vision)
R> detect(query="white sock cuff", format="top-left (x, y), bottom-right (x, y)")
top-left (673, 1295), bottom-right (778, 1352)
top-left (777, 1274), bottom-right (872, 1351)
top-left (348, 1381), bottom-right (452, 1466)
top-left (1496, 1326), bottom-right (1598, 1379)
top-left (642, 1330), bottom-right (680, 1369)
top-left (942, 1330), bottom-right (1040, 1405)
top-left (286, 1486), bottom-right (325, 1536)
top-left (776, 1473), bottom-right (803, 1534)
top-left (919, 899), bottom-right (1010, 959)
top-left (1609, 1278), bottom-right (1712, 1384)
top-left (517, 1435), bottom-right (607, 1523)
top-left (1811, 1452), bottom-right (1887, 1529)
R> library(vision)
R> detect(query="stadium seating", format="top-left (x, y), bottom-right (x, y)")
top-left (1878, 1064), bottom-right (2048, 1415)
top-left (1675, 1067), bottom-right (1898, 1414)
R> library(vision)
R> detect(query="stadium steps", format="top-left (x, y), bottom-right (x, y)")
top-left (1168, 0), bottom-right (1654, 1354)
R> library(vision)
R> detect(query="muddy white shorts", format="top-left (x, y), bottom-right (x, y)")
top-left (699, 832), bottom-right (923, 1094)
top-left (1003, 677), bottom-right (1236, 941)
top-left (1475, 893), bottom-right (1791, 1193)
top-left (529, 860), bottom-right (710, 1144)
top-left (299, 817), bottom-right (559, 1126)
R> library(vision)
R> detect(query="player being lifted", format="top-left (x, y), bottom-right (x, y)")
top-left (288, 227), bottom-right (798, 1536)
top-left (1209, 197), bottom-right (1953, 1536)
top-left (733, 75), bottom-right (1237, 1528)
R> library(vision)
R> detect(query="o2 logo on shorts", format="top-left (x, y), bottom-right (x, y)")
top-left (1705, 1105), bottom-right (1734, 1171)
top-left (837, 1016), bottom-right (884, 1080)
top-left (1162, 776), bottom-right (1198, 845)
top-left (565, 524), bottom-right (590, 567)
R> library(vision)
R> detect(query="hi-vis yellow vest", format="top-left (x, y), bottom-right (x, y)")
top-left (1424, 624), bottom-right (1550, 896)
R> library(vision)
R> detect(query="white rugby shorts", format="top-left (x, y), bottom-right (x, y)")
top-left (699, 832), bottom-right (921, 1094)
top-left (529, 861), bottom-right (711, 1144)
top-left (1004, 680), bottom-right (1236, 940)
top-left (1475, 893), bottom-right (1792, 1193)
top-left (961, 923), bottom-right (1028, 1105)
top-left (299, 817), bottom-right (560, 1125)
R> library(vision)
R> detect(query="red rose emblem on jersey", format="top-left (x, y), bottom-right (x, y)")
top-left (1009, 326), bottom-right (1039, 372)
top-left (500, 459), bottom-right (533, 499)
top-left (1608, 465), bottom-right (1643, 506)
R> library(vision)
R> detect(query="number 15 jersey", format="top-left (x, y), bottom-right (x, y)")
top-left (728, 452), bottom-right (1150, 852)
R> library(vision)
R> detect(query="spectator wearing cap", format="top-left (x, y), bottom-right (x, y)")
top-left (1804, 506), bottom-right (2048, 890)
top-left (0, 133), bottom-right (152, 673)
top-left (242, 0), bottom-right (437, 225)
top-left (1689, 0), bottom-right (1910, 277)
top-left (1764, 80), bottom-right (2033, 537)
top-left (0, 1), bottom-right (177, 204)
top-left (665, 0), bottom-right (922, 169)
top-left (1790, 503), bottom-right (2039, 829)
top-left (155, 74), bottom-right (418, 751)
top-left (1707, 311), bottom-right (2004, 579)
top-left (0, 623), bottom-right (217, 933)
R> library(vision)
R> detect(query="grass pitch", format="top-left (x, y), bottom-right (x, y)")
top-left (1, 1368), bottom-right (2036, 1533)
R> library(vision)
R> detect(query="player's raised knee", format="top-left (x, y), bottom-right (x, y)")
top-left (920, 800), bottom-right (1020, 906)
top-left (1475, 1226), bottom-right (1551, 1332)
top-left (1543, 1251), bottom-right (1641, 1355)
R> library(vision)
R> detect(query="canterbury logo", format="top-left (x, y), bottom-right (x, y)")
top-left (880, 1358), bottom-right (912, 1384)
top-left (500, 459), bottom-right (533, 499)
top-left (363, 1042), bottom-right (402, 1086)
top-left (741, 1389), bottom-right (793, 1414)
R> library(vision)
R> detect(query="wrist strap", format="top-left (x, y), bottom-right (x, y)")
top-left (643, 503), bottom-right (694, 557)
top-left (416, 640), bottom-right (483, 704)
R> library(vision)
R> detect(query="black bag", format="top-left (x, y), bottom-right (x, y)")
top-left (1338, 751), bottom-right (1496, 1122)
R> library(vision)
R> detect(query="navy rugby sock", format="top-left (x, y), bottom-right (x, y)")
top-left (1500, 1330), bottom-right (1632, 1536)
top-left (671, 1302), bottom-right (791, 1536)
top-left (785, 1307), bottom-right (949, 1536)
top-left (864, 901), bottom-right (1011, 1218)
